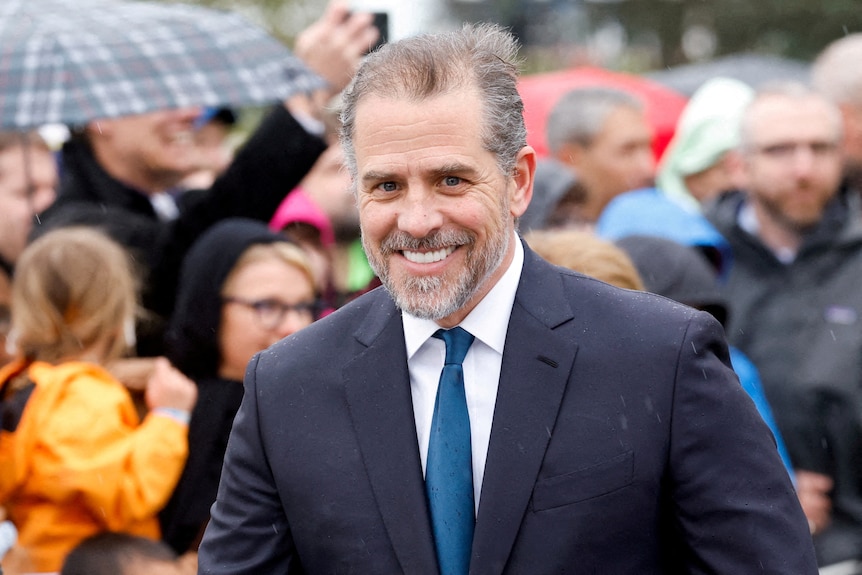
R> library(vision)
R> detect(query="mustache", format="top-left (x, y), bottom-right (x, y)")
top-left (379, 229), bottom-right (474, 254)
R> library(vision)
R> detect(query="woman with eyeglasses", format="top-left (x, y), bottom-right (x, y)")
top-left (159, 218), bottom-right (318, 559)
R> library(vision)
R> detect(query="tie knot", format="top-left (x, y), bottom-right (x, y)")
top-left (433, 327), bottom-right (475, 366)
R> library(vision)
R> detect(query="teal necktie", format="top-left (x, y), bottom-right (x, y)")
top-left (426, 327), bottom-right (476, 575)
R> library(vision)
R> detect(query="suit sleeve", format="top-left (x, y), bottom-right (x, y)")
top-left (197, 354), bottom-right (303, 574)
top-left (668, 311), bottom-right (818, 573)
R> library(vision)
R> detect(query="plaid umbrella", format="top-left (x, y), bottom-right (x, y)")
top-left (0, 0), bottom-right (326, 129)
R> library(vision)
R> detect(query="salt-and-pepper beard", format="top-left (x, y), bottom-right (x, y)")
top-left (363, 199), bottom-right (511, 321)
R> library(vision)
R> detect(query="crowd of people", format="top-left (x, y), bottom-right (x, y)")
top-left (529, 35), bottom-right (862, 573)
top-left (0, 0), bottom-right (860, 573)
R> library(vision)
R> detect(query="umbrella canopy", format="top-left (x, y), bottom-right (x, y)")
top-left (518, 66), bottom-right (688, 162)
top-left (645, 53), bottom-right (811, 97)
top-left (0, 0), bottom-right (325, 129)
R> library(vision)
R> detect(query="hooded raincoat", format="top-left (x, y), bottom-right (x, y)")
top-left (0, 359), bottom-right (188, 572)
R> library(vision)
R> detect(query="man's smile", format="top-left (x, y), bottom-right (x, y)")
top-left (402, 246), bottom-right (456, 264)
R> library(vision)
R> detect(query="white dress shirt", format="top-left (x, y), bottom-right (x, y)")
top-left (404, 233), bottom-right (524, 511)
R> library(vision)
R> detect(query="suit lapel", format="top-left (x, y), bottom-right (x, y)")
top-left (344, 293), bottom-right (438, 575)
top-left (471, 248), bottom-right (579, 575)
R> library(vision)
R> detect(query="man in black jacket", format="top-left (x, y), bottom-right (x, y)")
top-left (34, 3), bottom-right (378, 354)
top-left (706, 82), bottom-right (862, 571)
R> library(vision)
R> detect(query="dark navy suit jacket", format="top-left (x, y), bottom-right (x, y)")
top-left (198, 244), bottom-right (817, 574)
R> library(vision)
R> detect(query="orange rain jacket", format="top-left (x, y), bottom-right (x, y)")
top-left (0, 360), bottom-right (189, 572)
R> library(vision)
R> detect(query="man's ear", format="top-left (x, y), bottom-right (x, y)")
top-left (510, 146), bottom-right (536, 218)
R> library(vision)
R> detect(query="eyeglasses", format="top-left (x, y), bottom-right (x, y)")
top-left (223, 297), bottom-right (318, 330)
top-left (751, 140), bottom-right (839, 161)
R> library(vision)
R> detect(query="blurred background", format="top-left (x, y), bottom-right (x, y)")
top-left (157, 0), bottom-right (862, 75)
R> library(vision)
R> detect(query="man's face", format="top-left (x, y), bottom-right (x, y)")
top-left (0, 143), bottom-right (57, 264)
top-left (90, 107), bottom-right (203, 192)
top-left (301, 143), bottom-right (358, 238)
top-left (742, 95), bottom-right (843, 232)
top-left (561, 105), bottom-right (654, 215)
top-left (354, 86), bottom-right (533, 327)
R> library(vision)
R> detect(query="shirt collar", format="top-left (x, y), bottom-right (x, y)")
top-left (404, 232), bottom-right (524, 358)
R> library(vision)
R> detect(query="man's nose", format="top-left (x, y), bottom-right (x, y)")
top-left (790, 146), bottom-right (817, 177)
top-left (396, 189), bottom-right (444, 238)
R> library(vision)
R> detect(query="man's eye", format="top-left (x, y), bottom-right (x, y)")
top-left (443, 176), bottom-right (462, 186)
top-left (379, 182), bottom-right (398, 192)
top-left (811, 142), bottom-right (837, 155)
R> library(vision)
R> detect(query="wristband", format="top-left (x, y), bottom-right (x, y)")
top-left (152, 407), bottom-right (191, 425)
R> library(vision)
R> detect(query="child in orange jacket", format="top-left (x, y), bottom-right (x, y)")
top-left (0, 227), bottom-right (196, 573)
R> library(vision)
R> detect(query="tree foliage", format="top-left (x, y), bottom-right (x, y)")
top-left (162, 0), bottom-right (862, 68)
top-left (585, 0), bottom-right (862, 66)
top-left (162, 0), bottom-right (327, 44)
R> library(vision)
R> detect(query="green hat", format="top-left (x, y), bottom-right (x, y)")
top-left (657, 77), bottom-right (754, 211)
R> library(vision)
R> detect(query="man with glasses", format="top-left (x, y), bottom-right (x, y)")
top-left (706, 83), bottom-right (862, 572)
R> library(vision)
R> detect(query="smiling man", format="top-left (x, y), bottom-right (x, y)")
top-left (353, 83), bottom-right (528, 327)
top-left (198, 24), bottom-right (816, 575)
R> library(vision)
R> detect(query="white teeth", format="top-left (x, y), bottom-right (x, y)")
top-left (403, 246), bottom-right (455, 264)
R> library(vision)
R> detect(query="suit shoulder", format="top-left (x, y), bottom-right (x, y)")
top-left (550, 263), bottom-right (700, 322)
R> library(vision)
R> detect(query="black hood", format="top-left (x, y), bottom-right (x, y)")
top-left (616, 235), bottom-right (728, 327)
top-left (165, 218), bottom-right (289, 379)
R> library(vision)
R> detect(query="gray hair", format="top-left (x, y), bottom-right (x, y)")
top-left (339, 23), bottom-right (526, 188)
top-left (546, 87), bottom-right (643, 154)
top-left (739, 82), bottom-right (843, 151)
top-left (812, 34), bottom-right (862, 107)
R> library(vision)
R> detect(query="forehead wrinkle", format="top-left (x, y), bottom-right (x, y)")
top-left (356, 94), bottom-right (475, 141)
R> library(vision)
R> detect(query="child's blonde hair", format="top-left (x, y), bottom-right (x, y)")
top-left (11, 227), bottom-right (139, 363)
